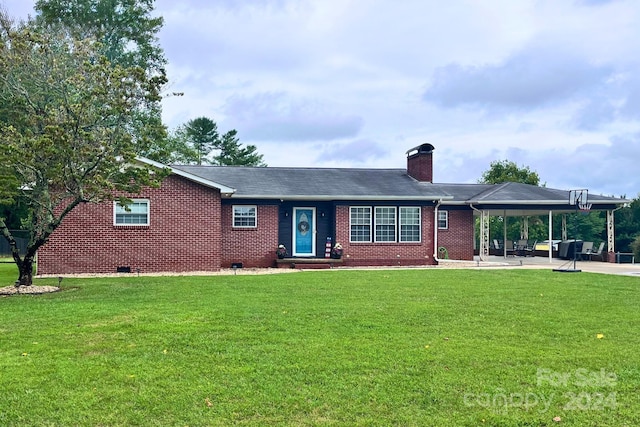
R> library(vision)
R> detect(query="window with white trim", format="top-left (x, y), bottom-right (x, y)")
top-left (350, 207), bottom-right (372, 242)
top-left (438, 210), bottom-right (449, 229)
top-left (375, 206), bottom-right (396, 242)
top-left (399, 207), bottom-right (421, 242)
top-left (233, 205), bottom-right (257, 228)
top-left (114, 199), bottom-right (149, 226)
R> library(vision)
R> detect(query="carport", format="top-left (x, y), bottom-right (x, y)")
top-left (466, 184), bottom-right (629, 263)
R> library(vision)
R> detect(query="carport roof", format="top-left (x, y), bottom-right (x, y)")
top-left (461, 182), bottom-right (627, 215)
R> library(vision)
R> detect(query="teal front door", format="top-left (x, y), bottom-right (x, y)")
top-left (293, 207), bottom-right (316, 256)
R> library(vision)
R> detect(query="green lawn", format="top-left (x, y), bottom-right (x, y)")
top-left (1, 264), bottom-right (639, 426)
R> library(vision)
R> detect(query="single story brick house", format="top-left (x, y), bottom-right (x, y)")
top-left (37, 144), bottom-right (627, 274)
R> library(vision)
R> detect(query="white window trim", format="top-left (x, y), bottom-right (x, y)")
top-left (349, 206), bottom-right (372, 243)
top-left (232, 205), bottom-right (257, 228)
top-left (399, 206), bottom-right (421, 243)
top-left (113, 199), bottom-right (150, 226)
top-left (374, 206), bottom-right (397, 243)
top-left (438, 210), bottom-right (449, 230)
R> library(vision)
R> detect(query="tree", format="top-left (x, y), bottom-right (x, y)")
top-left (630, 234), bottom-right (640, 260)
top-left (0, 196), bottom-right (29, 230)
top-left (140, 130), bottom-right (195, 165)
top-left (184, 117), bottom-right (219, 165)
top-left (35, 0), bottom-right (168, 154)
top-left (0, 14), bottom-right (167, 286)
top-left (479, 160), bottom-right (541, 186)
top-left (614, 195), bottom-right (640, 252)
top-left (478, 160), bottom-right (544, 243)
top-left (151, 117), bottom-right (266, 166)
top-left (34, 0), bottom-right (165, 72)
top-left (214, 129), bottom-right (265, 166)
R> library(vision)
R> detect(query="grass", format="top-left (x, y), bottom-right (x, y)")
top-left (1, 264), bottom-right (639, 426)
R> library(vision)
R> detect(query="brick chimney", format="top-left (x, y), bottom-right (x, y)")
top-left (406, 144), bottom-right (434, 182)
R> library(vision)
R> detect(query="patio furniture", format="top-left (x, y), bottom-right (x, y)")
top-left (504, 240), bottom-right (516, 257)
top-left (589, 242), bottom-right (605, 261)
top-left (580, 241), bottom-right (594, 260)
top-left (515, 239), bottom-right (536, 256)
top-left (524, 240), bottom-right (537, 256)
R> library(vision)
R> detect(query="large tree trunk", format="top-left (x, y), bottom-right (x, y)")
top-left (1, 221), bottom-right (35, 287)
top-left (16, 255), bottom-right (34, 287)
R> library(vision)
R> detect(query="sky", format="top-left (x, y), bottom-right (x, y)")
top-left (3, 0), bottom-right (640, 198)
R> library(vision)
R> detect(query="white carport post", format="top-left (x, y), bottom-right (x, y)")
top-left (561, 215), bottom-right (568, 241)
top-left (607, 210), bottom-right (615, 261)
top-left (521, 216), bottom-right (529, 240)
top-left (479, 209), bottom-right (490, 261)
top-left (548, 210), bottom-right (553, 263)
top-left (503, 210), bottom-right (508, 258)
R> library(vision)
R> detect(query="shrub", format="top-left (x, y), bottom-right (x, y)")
top-left (630, 234), bottom-right (640, 260)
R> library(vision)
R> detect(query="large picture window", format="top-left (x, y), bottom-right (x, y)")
top-left (399, 207), bottom-right (421, 242)
top-left (233, 205), bottom-right (257, 228)
top-left (350, 207), bottom-right (372, 242)
top-left (375, 207), bottom-right (396, 242)
top-left (350, 206), bottom-right (422, 243)
top-left (438, 210), bottom-right (449, 229)
top-left (114, 199), bottom-right (149, 226)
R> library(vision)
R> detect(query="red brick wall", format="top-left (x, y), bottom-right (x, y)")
top-left (220, 204), bottom-right (279, 268)
top-left (37, 175), bottom-right (222, 275)
top-left (334, 205), bottom-right (437, 266)
top-left (437, 209), bottom-right (475, 260)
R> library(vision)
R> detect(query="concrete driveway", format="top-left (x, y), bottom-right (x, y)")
top-left (472, 255), bottom-right (640, 277)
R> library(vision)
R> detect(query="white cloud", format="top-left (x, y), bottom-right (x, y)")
top-left (423, 44), bottom-right (612, 111)
top-left (222, 92), bottom-right (364, 142)
top-left (316, 139), bottom-right (389, 164)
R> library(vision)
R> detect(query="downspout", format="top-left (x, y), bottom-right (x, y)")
top-left (469, 203), bottom-right (483, 260)
top-left (434, 201), bottom-right (480, 264)
top-left (433, 199), bottom-right (442, 263)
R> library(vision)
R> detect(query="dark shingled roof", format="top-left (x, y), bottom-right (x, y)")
top-left (169, 164), bottom-right (628, 208)
top-left (171, 165), bottom-right (452, 200)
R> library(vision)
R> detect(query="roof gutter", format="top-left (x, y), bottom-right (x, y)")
top-left (466, 199), bottom-right (629, 206)
top-left (467, 200), bottom-right (576, 205)
top-left (227, 195), bottom-right (454, 201)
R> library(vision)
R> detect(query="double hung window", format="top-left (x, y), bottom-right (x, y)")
top-left (114, 199), bottom-right (149, 226)
top-left (350, 207), bottom-right (372, 242)
top-left (375, 207), bottom-right (396, 242)
top-left (399, 207), bottom-right (421, 242)
top-left (233, 205), bottom-right (257, 228)
top-left (438, 210), bottom-right (449, 229)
